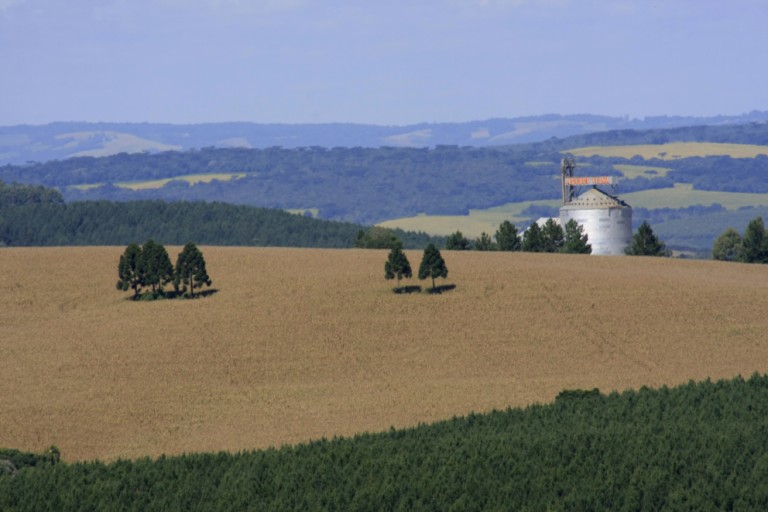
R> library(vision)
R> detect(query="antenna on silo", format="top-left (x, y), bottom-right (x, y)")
top-left (561, 157), bottom-right (575, 205)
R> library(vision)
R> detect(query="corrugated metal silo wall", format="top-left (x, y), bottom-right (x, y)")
top-left (560, 206), bottom-right (632, 255)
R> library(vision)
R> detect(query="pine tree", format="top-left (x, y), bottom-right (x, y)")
top-left (116, 242), bottom-right (144, 299)
top-left (561, 219), bottom-right (592, 254)
top-left (739, 217), bottom-right (768, 263)
top-left (384, 245), bottom-right (412, 290)
top-left (495, 221), bottom-right (520, 251)
top-left (174, 242), bottom-right (212, 298)
top-left (541, 218), bottom-right (564, 253)
top-left (141, 239), bottom-right (174, 295)
top-left (521, 222), bottom-right (545, 252)
top-left (445, 230), bottom-right (471, 250)
top-left (473, 232), bottom-right (496, 251)
top-left (626, 221), bottom-right (667, 256)
top-left (418, 243), bottom-right (448, 292)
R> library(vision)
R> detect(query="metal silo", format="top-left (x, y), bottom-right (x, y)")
top-left (558, 158), bottom-right (632, 256)
top-left (560, 188), bottom-right (632, 255)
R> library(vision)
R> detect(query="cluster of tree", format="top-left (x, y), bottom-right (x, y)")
top-left (625, 221), bottom-right (669, 256)
top-left (117, 241), bottom-right (211, 299)
top-left (385, 243), bottom-right (448, 292)
top-left (446, 219), bottom-right (591, 254)
top-left (712, 216), bottom-right (768, 263)
top-left (0, 196), bottom-right (437, 249)
top-left (4, 374), bottom-right (768, 510)
top-left (354, 227), bottom-right (439, 250)
top-left (0, 179), bottom-right (64, 206)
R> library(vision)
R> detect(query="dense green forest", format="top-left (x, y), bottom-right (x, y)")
top-left (3, 375), bottom-right (768, 510)
top-left (0, 181), bottom-right (438, 248)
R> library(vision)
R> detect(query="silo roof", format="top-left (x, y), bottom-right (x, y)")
top-left (561, 187), bottom-right (630, 210)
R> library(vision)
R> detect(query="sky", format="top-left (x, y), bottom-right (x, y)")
top-left (1, 0), bottom-right (766, 126)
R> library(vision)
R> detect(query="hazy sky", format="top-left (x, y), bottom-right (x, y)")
top-left (1, 0), bottom-right (765, 126)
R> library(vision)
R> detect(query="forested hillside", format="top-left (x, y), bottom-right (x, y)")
top-left (0, 181), bottom-right (436, 248)
top-left (3, 375), bottom-right (768, 510)
top-left (3, 122), bottom-right (768, 253)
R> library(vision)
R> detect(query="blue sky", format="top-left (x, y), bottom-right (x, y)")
top-left (1, 0), bottom-right (765, 125)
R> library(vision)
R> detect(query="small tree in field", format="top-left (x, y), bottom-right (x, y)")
top-left (174, 242), bottom-right (212, 298)
top-left (116, 242), bottom-right (144, 299)
top-left (141, 239), bottom-right (174, 294)
top-left (418, 243), bottom-right (448, 292)
top-left (384, 244), bottom-right (412, 290)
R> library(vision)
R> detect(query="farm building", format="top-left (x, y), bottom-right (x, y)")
top-left (558, 158), bottom-right (633, 256)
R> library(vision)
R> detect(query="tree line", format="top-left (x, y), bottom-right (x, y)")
top-left (4, 374), bottom-right (768, 510)
top-left (444, 219), bottom-right (592, 254)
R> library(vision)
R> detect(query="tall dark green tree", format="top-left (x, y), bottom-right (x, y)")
top-left (142, 239), bottom-right (174, 294)
top-left (541, 218), bottom-right (564, 253)
top-left (712, 228), bottom-right (743, 262)
top-left (384, 245), bottom-right (412, 290)
top-left (116, 242), bottom-right (144, 299)
top-left (521, 222), bottom-right (545, 252)
top-left (495, 221), bottom-right (520, 251)
top-left (174, 242), bottom-right (212, 298)
top-left (473, 232), bottom-right (496, 251)
top-left (626, 221), bottom-right (668, 256)
top-left (739, 217), bottom-right (768, 263)
top-left (418, 243), bottom-right (448, 292)
top-left (445, 230), bottom-right (471, 250)
top-left (561, 219), bottom-right (592, 254)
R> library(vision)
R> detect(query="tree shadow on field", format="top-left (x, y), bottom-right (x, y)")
top-left (393, 285), bottom-right (422, 294)
top-left (425, 284), bottom-right (456, 295)
top-left (122, 288), bottom-right (219, 301)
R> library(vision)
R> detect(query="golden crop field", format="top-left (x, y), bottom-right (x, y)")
top-left (2, 247), bottom-right (768, 462)
top-left (568, 142), bottom-right (768, 160)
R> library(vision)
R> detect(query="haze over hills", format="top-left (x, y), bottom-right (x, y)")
top-left (2, 111), bottom-right (768, 165)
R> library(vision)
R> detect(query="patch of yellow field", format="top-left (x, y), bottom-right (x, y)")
top-left (568, 142), bottom-right (768, 160)
top-left (116, 173), bottom-right (246, 190)
top-left (378, 200), bottom-right (560, 238)
top-left (2, 247), bottom-right (768, 462)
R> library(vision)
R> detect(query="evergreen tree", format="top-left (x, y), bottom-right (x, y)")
top-left (174, 242), bottom-right (212, 298)
top-left (712, 228), bottom-right (743, 262)
top-left (626, 221), bottom-right (668, 256)
top-left (541, 218), bottom-right (564, 253)
top-left (561, 219), bottom-right (592, 254)
top-left (473, 232), bottom-right (496, 251)
top-left (141, 239), bottom-right (174, 294)
top-left (445, 230), bottom-right (471, 250)
top-left (418, 243), bottom-right (448, 292)
top-left (739, 217), bottom-right (768, 263)
top-left (384, 245), bottom-right (412, 290)
top-left (495, 221), bottom-right (520, 251)
top-left (521, 222), bottom-right (545, 252)
top-left (116, 242), bottom-right (144, 299)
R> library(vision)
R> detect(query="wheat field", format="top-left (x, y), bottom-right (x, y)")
top-left (2, 247), bottom-right (768, 462)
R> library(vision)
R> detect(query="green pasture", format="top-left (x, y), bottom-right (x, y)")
top-left (613, 164), bottom-right (671, 179)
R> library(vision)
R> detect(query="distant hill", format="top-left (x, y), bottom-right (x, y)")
top-left (2, 111), bottom-right (768, 164)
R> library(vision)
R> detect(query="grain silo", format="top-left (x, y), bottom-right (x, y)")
top-left (558, 158), bottom-right (632, 255)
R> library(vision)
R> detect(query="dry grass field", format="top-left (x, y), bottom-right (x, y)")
top-left (2, 247), bottom-right (768, 462)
